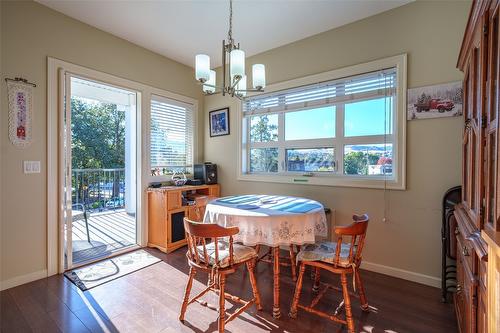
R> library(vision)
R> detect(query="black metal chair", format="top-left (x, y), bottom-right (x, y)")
top-left (72, 203), bottom-right (91, 242)
top-left (441, 185), bottom-right (461, 302)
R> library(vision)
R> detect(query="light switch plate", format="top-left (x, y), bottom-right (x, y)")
top-left (23, 161), bottom-right (41, 174)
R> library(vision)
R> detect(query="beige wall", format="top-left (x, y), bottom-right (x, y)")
top-left (204, 0), bottom-right (470, 283)
top-left (0, 1), bottom-right (204, 285)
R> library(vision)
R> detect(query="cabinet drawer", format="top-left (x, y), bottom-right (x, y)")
top-left (167, 191), bottom-right (182, 210)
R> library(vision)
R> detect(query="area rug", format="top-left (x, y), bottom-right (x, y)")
top-left (64, 249), bottom-right (161, 291)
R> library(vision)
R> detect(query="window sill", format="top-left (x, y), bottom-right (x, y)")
top-left (237, 173), bottom-right (405, 190)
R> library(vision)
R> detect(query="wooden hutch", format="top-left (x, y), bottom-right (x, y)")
top-left (456, 0), bottom-right (500, 332)
top-left (147, 184), bottom-right (220, 253)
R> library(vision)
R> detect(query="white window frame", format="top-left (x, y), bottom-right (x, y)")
top-left (237, 54), bottom-right (407, 190)
top-left (149, 94), bottom-right (196, 180)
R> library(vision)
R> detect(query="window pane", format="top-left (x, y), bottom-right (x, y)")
top-left (286, 148), bottom-right (335, 172)
top-left (150, 97), bottom-right (193, 175)
top-left (250, 114), bottom-right (278, 142)
top-left (250, 148), bottom-right (278, 172)
top-left (344, 144), bottom-right (393, 176)
top-left (344, 97), bottom-right (393, 137)
top-left (285, 106), bottom-right (335, 140)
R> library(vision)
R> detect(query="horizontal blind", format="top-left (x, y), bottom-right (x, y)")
top-left (150, 95), bottom-right (194, 172)
top-left (243, 68), bottom-right (396, 115)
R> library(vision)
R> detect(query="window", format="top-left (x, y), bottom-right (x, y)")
top-left (150, 95), bottom-right (194, 175)
top-left (239, 55), bottom-right (406, 189)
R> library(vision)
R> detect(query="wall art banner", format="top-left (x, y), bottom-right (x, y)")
top-left (407, 81), bottom-right (463, 120)
top-left (7, 80), bottom-right (33, 148)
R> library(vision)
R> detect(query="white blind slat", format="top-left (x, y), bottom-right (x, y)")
top-left (150, 96), bottom-right (194, 171)
top-left (243, 68), bottom-right (396, 114)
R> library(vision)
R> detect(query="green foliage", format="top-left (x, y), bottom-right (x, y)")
top-left (344, 151), bottom-right (380, 175)
top-left (71, 98), bottom-right (125, 169)
top-left (249, 115), bottom-right (278, 172)
top-left (250, 115), bottom-right (278, 142)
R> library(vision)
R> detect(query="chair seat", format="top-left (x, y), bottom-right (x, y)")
top-left (296, 241), bottom-right (355, 267)
top-left (72, 210), bottom-right (85, 222)
top-left (195, 241), bottom-right (257, 268)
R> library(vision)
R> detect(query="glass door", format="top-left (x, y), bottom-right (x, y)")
top-left (63, 74), bottom-right (139, 269)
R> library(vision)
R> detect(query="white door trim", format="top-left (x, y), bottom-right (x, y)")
top-left (47, 57), bottom-right (199, 275)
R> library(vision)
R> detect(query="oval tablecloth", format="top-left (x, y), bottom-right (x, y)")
top-left (203, 194), bottom-right (327, 247)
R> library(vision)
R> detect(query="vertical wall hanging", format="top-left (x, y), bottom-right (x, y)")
top-left (5, 77), bottom-right (36, 148)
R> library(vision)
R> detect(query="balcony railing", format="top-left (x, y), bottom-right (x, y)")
top-left (72, 168), bottom-right (125, 212)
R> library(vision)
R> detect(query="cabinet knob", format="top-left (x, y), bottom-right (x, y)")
top-left (462, 246), bottom-right (470, 257)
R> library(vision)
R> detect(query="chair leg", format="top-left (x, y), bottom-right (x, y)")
top-left (312, 267), bottom-right (321, 293)
top-left (84, 214), bottom-right (91, 242)
top-left (289, 262), bottom-right (306, 319)
top-left (355, 269), bottom-right (369, 311)
top-left (246, 259), bottom-right (262, 310)
top-left (289, 245), bottom-right (297, 281)
top-left (254, 244), bottom-right (261, 256)
top-left (341, 272), bottom-right (355, 333)
top-left (179, 267), bottom-right (196, 322)
top-left (218, 274), bottom-right (226, 333)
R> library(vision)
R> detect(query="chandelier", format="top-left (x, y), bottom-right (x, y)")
top-left (194, 0), bottom-right (266, 99)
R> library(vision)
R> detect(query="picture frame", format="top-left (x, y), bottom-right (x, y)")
top-left (407, 81), bottom-right (463, 120)
top-left (209, 107), bottom-right (230, 137)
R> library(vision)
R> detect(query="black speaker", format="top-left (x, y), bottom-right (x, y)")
top-left (194, 163), bottom-right (217, 185)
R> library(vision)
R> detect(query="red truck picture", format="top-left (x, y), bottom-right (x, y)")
top-left (414, 98), bottom-right (455, 113)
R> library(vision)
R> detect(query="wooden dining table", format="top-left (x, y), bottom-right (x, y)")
top-left (203, 194), bottom-right (327, 318)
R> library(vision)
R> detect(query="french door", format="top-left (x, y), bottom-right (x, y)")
top-left (61, 72), bottom-right (140, 269)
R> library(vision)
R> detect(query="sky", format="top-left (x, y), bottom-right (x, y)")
top-left (260, 97), bottom-right (394, 141)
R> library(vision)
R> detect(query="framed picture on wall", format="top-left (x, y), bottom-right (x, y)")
top-left (209, 107), bottom-right (230, 137)
top-left (407, 81), bottom-right (463, 120)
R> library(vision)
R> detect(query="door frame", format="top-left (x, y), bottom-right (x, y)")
top-left (47, 57), bottom-right (198, 274)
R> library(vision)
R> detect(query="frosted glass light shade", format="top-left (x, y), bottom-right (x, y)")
top-left (230, 49), bottom-right (245, 81)
top-left (236, 75), bottom-right (247, 97)
top-left (252, 64), bottom-right (266, 89)
top-left (195, 54), bottom-right (210, 82)
top-left (203, 70), bottom-right (216, 94)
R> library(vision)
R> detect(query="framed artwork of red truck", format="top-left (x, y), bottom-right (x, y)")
top-left (407, 81), bottom-right (462, 120)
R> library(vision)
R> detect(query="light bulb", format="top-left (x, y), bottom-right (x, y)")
top-left (236, 75), bottom-right (247, 97)
top-left (203, 70), bottom-right (216, 94)
top-left (230, 49), bottom-right (245, 82)
top-left (195, 54), bottom-right (210, 82)
top-left (252, 64), bottom-right (266, 89)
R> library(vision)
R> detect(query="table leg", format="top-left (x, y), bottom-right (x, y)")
top-left (273, 246), bottom-right (281, 319)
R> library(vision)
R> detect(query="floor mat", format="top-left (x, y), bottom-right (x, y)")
top-left (64, 249), bottom-right (161, 291)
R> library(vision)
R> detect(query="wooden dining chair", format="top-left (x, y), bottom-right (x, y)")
top-left (179, 218), bottom-right (262, 333)
top-left (289, 214), bottom-right (370, 333)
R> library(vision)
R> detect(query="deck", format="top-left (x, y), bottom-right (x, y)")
top-left (71, 209), bottom-right (136, 264)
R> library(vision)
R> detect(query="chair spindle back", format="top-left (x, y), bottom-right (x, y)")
top-left (333, 214), bottom-right (369, 267)
top-left (183, 218), bottom-right (239, 268)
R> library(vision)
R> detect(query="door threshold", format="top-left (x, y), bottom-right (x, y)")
top-left (66, 244), bottom-right (141, 271)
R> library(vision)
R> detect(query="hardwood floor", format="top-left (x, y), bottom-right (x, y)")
top-left (0, 247), bottom-right (457, 333)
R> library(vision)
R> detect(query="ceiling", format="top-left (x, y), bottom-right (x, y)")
top-left (36, 0), bottom-right (412, 68)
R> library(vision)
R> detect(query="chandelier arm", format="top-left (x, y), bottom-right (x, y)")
top-left (197, 82), bottom-right (223, 89)
top-left (230, 75), bottom-right (242, 90)
top-left (235, 88), bottom-right (264, 93)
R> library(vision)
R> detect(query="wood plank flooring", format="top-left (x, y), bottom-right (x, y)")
top-left (71, 210), bottom-right (136, 264)
top-left (0, 248), bottom-right (457, 333)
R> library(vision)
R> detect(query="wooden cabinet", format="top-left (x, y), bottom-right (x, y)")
top-left (147, 184), bottom-right (220, 253)
top-left (456, 1), bottom-right (500, 332)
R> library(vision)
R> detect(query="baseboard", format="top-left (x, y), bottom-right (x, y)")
top-left (361, 261), bottom-right (441, 288)
top-left (0, 269), bottom-right (48, 291)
